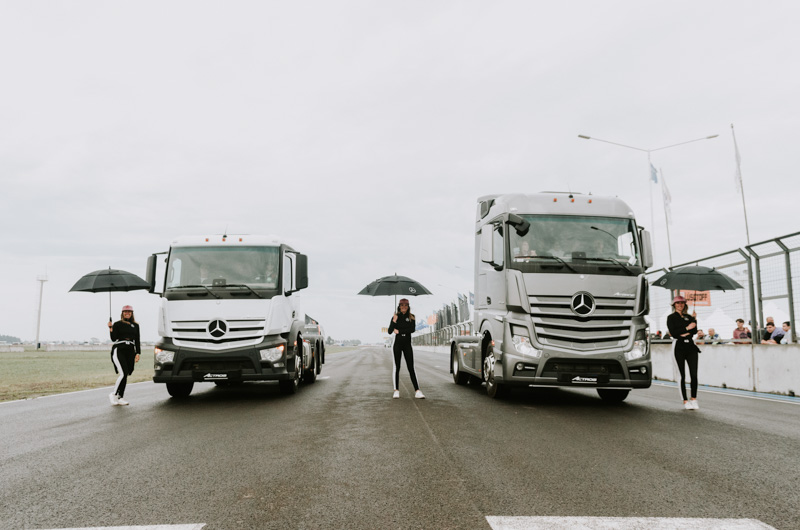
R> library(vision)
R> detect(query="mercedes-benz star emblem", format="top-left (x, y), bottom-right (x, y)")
top-left (409, 287), bottom-right (417, 293)
top-left (570, 292), bottom-right (596, 316)
top-left (208, 319), bottom-right (228, 338)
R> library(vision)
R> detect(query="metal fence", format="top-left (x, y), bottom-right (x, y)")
top-left (647, 231), bottom-right (799, 344)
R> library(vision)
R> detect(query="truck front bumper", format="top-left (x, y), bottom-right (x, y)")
top-left (496, 351), bottom-right (652, 389)
top-left (152, 337), bottom-right (294, 384)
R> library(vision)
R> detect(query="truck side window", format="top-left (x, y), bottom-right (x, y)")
top-left (492, 225), bottom-right (504, 269)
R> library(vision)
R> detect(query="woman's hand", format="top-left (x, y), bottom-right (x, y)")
top-left (135, 354), bottom-right (140, 363)
top-left (392, 315), bottom-right (398, 323)
top-left (107, 321), bottom-right (113, 330)
top-left (687, 322), bottom-right (697, 330)
top-left (692, 311), bottom-right (697, 318)
top-left (394, 329), bottom-right (399, 334)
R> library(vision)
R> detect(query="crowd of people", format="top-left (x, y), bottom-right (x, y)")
top-left (652, 316), bottom-right (793, 345)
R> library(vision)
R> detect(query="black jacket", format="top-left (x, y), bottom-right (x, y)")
top-left (110, 320), bottom-right (141, 355)
top-left (388, 313), bottom-right (415, 336)
top-left (667, 311), bottom-right (700, 352)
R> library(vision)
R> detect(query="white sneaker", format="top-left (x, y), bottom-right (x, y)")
top-left (392, 390), bottom-right (400, 399)
top-left (415, 390), bottom-right (425, 399)
top-left (109, 393), bottom-right (120, 406)
top-left (690, 400), bottom-right (699, 410)
top-left (683, 401), bottom-right (693, 410)
top-left (117, 398), bottom-right (129, 406)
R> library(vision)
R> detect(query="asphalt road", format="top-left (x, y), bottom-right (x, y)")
top-left (0, 347), bottom-right (798, 530)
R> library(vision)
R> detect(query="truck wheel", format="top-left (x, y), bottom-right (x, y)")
top-left (316, 343), bottom-right (322, 374)
top-left (452, 346), bottom-right (469, 385)
top-left (304, 352), bottom-right (317, 384)
top-left (279, 344), bottom-right (302, 395)
top-left (166, 382), bottom-right (193, 398)
top-left (597, 389), bottom-right (629, 402)
top-left (483, 349), bottom-right (509, 399)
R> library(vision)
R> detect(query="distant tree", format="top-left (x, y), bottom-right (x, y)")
top-left (0, 334), bottom-right (21, 343)
top-left (326, 336), bottom-right (334, 345)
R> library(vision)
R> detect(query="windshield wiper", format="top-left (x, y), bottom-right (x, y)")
top-left (584, 257), bottom-right (635, 276)
top-left (223, 284), bottom-right (264, 298)
top-left (170, 285), bottom-right (221, 299)
top-left (525, 255), bottom-right (579, 274)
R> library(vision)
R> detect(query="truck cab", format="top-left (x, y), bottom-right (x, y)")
top-left (146, 235), bottom-right (315, 397)
top-left (451, 192), bottom-right (654, 402)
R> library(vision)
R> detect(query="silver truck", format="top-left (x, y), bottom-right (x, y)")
top-left (451, 192), bottom-right (654, 402)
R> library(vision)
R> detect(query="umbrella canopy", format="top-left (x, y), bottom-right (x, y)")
top-left (357, 274), bottom-right (433, 297)
top-left (651, 265), bottom-right (743, 292)
top-left (70, 267), bottom-right (151, 320)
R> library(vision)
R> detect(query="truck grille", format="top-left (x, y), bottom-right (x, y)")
top-left (170, 318), bottom-right (266, 349)
top-left (529, 294), bottom-right (634, 351)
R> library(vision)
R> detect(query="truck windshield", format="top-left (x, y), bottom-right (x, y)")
top-left (165, 246), bottom-right (280, 290)
top-left (508, 215), bottom-right (643, 276)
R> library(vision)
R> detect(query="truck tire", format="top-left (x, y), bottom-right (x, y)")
top-left (452, 346), bottom-right (469, 385)
top-left (279, 343), bottom-right (302, 395)
top-left (166, 382), bottom-right (193, 398)
top-left (304, 351), bottom-right (317, 384)
top-left (597, 389), bottom-right (629, 402)
top-left (316, 343), bottom-right (322, 374)
top-left (483, 346), bottom-right (509, 399)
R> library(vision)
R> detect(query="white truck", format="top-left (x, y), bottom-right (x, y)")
top-left (451, 192), bottom-right (654, 402)
top-left (146, 234), bottom-right (316, 398)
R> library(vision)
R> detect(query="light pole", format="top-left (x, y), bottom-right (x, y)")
top-left (35, 274), bottom-right (48, 350)
top-left (578, 133), bottom-right (718, 266)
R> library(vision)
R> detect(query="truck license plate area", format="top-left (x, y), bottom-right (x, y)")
top-left (193, 370), bottom-right (242, 382)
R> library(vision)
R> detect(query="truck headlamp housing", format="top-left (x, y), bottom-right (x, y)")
top-left (511, 335), bottom-right (542, 359)
top-left (625, 330), bottom-right (650, 361)
top-left (154, 347), bottom-right (174, 364)
top-left (260, 345), bottom-right (285, 362)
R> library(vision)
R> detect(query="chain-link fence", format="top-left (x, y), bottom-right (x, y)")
top-left (647, 231), bottom-right (799, 344)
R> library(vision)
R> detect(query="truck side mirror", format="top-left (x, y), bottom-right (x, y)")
top-left (146, 254), bottom-right (158, 293)
top-left (640, 230), bottom-right (654, 269)
top-left (480, 227), bottom-right (493, 263)
top-left (296, 254), bottom-right (309, 290)
top-left (507, 214), bottom-right (530, 236)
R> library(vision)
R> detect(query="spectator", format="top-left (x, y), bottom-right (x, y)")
top-left (733, 318), bottom-right (751, 344)
top-left (706, 328), bottom-right (720, 344)
top-left (655, 330), bottom-right (663, 340)
top-left (765, 316), bottom-right (783, 342)
top-left (695, 329), bottom-right (706, 343)
top-left (761, 323), bottom-right (785, 344)
top-left (780, 322), bottom-right (792, 344)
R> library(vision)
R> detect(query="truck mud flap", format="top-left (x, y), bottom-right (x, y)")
top-left (193, 370), bottom-right (243, 382)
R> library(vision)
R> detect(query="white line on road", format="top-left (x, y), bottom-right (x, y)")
top-left (486, 516), bottom-right (776, 529)
top-left (40, 525), bottom-right (205, 530)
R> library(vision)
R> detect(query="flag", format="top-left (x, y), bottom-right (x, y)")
top-left (650, 163), bottom-right (658, 183)
top-left (660, 169), bottom-right (672, 225)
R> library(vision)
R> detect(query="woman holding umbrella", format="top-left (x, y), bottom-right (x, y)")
top-left (106, 305), bottom-right (141, 406)
top-left (666, 296), bottom-right (701, 410)
top-left (388, 298), bottom-right (424, 399)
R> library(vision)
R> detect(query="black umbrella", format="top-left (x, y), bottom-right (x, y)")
top-left (70, 267), bottom-right (151, 321)
top-left (358, 274), bottom-right (432, 309)
top-left (652, 265), bottom-right (743, 292)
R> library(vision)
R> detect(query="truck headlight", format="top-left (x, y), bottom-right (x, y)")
top-left (625, 339), bottom-right (648, 361)
top-left (512, 335), bottom-right (542, 359)
top-left (260, 345), bottom-right (285, 362)
top-left (154, 347), bottom-right (174, 364)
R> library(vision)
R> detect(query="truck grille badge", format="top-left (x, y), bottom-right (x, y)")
top-left (208, 320), bottom-right (228, 338)
top-left (570, 292), bottom-right (595, 316)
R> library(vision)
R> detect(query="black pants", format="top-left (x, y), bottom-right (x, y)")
top-left (673, 343), bottom-right (699, 401)
top-left (392, 337), bottom-right (419, 391)
top-left (111, 345), bottom-right (136, 398)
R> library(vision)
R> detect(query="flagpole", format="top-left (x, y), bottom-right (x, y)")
top-left (648, 152), bottom-right (656, 263)
top-left (659, 168), bottom-right (674, 266)
top-left (731, 124), bottom-right (751, 245)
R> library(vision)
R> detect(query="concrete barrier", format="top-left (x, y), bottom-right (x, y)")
top-left (0, 346), bottom-right (24, 353)
top-left (417, 343), bottom-right (800, 396)
top-left (43, 344), bottom-right (111, 352)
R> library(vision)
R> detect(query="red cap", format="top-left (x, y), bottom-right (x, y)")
top-left (671, 296), bottom-right (686, 305)
top-left (122, 305), bottom-right (134, 312)
top-left (399, 298), bottom-right (409, 305)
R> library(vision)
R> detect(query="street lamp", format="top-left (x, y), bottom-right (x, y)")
top-left (578, 133), bottom-right (718, 265)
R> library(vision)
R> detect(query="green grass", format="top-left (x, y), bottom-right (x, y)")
top-left (0, 349), bottom-right (154, 402)
top-left (0, 345), bottom-right (355, 402)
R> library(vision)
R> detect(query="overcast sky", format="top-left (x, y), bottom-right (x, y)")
top-left (2, 1), bottom-right (798, 344)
